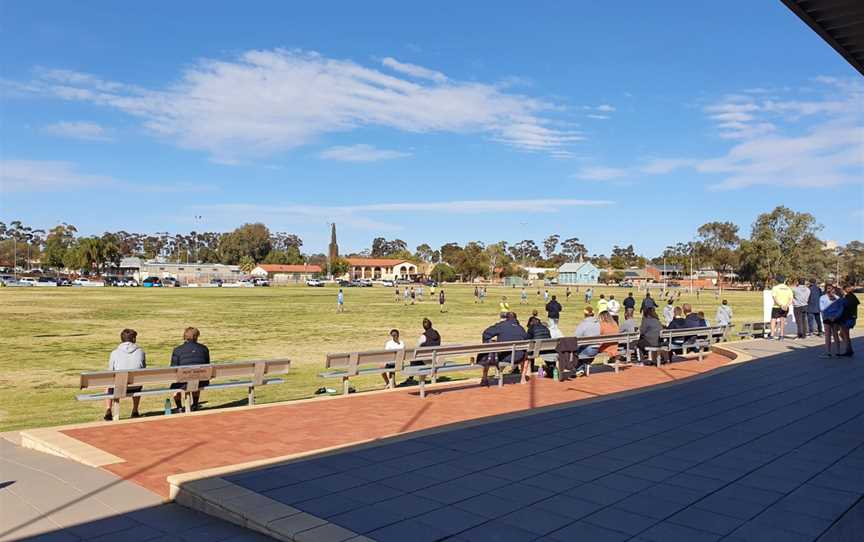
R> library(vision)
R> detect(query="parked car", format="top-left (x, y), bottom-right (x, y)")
top-left (210, 278), bottom-right (223, 287)
top-left (162, 277), bottom-right (181, 287)
top-left (0, 274), bottom-right (16, 286)
top-left (36, 276), bottom-right (58, 287)
top-left (56, 277), bottom-right (72, 287)
top-left (73, 277), bottom-right (104, 287)
top-left (142, 276), bottom-right (162, 288)
top-left (103, 276), bottom-right (120, 287)
top-left (306, 278), bottom-right (325, 287)
top-left (379, 279), bottom-right (395, 287)
top-left (338, 279), bottom-right (355, 287)
top-left (18, 277), bottom-right (37, 287)
top-left (253, 277), bottom-right (270, 287)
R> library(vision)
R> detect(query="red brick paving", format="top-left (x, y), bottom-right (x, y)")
top-left (63, 353), bottom-right (732, 496)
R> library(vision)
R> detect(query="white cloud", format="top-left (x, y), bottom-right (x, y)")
top-left (596, 104), bottom-right (615, 112)
top-left (587, 114), bottom-right (609, 120)
top-left (43, 121), bottom-right (112, 141)
top-left (381, 57), bottom-right (446, 83)
top-left (319, 144), bottom-right (410, 162)
top-left (0, 159), bottom-right (212, 194)
top-left (572, 166), bottom-right (628, 181)
top-left (16, 49), bottom-right (581, 161)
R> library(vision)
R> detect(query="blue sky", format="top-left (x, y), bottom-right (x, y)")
top-left (1, 1), bottom-right (862, 256)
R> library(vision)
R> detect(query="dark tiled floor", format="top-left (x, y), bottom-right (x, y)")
top-left (228, 339), bottom-right (864, 540)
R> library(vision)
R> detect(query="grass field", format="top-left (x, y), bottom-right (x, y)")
top-left (0, 284), bottom-right (810, 432)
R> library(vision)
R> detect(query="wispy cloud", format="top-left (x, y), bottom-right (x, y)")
top-left (319, 144), bottom-right (411, 162)
top-left (43, 121), bottom-right (112, 141)
top-left (12, 49), bottom-right (582, 161)
top-left (0, 159), bottom-right (212, 194)
top-left (200, 198), bottom-right (614, 231)
top-left (583, 104), bottom-right (616, 120)
top-left (380, 57), bottom-right (446, 83)
top-left (572, 77), bottom-right (863, 190)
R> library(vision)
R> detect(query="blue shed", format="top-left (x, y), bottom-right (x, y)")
top-left (557, 262), bottom-right (599, 284)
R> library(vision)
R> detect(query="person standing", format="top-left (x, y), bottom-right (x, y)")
top-left (438, 288), bottom-right (446, 313)
top-left (838, 284), bottom-right (859, 357)
top-left (337, 288), bottom-right (345, 313)
top-left (544, 289), bottom-right (550, 303)
top-left (520, 287), bottom-right (528, 304)
top-left (792, 278), bottom-right (811, 339)
top-left (170, 327), bottom-right (210, 411)
top-left (394, 286), bottom-right (400, 303)
top-left (640, 292), bottom-right (657, 315)
top-left (474, 286), bottom-right (480, 304)
top-left (566, 287), bottom-right (572, 300)
top-left (606, 294), bottom-right (621, 324)
top-left (596, 294), bottom-right (608, 316)
top-left (417, 285), bottom-right (424, 302)
top-left (807, 279), bottom-right (823, 337)
top-left (105, 328), bottom-right (146, 421)
top-left (403, 287), bottom-right (410, 305)
top-left (820, 285), bottom-right (845, 357)
top-left (716, 299), bottom-right (733, 327)
top-left (662, 299), bottom-right (675, 326)
top-left (545, 294), bottom-right (562, 329)
top-left (623, 292), bottom-right (636, 313)
top-left (410, 286), bottom-right (416, 305)
top-left (770, 276), bottom-right (794, 340)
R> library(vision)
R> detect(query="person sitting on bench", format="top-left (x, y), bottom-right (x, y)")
top-left (105, 328), bottom-right (146, 421)
top-left (525, 315), bottom-right (552, 382)
top-left (479, 312), bottom-right (527, 386)
top-left (638, 307), bottom-right (662, 360)
top-left (382, 329), bottom-right (405, 387)
top-left (171, 327), bottom-right (210, 411)
top-left (575, 306), bottom-right (601, 358)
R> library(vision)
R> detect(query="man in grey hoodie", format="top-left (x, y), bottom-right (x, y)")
top-left (105, 328), bottom-right (146, 420)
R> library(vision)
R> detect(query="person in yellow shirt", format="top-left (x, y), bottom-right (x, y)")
top-left (770, 275), bottom-right (794, 340)
top-left (499, 296), bottom-right (511, 313)
top-left (597, 294), bottom-right (608, 315)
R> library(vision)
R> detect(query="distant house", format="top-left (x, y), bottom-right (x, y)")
top-left (622, 268), bottom-right (654, 286)
top-left (557, 262), bottom-right (599, 285)
top-left (251, 264), bottom-right (322, 284)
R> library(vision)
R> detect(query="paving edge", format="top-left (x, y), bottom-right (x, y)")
top-left (19, 427), bottom-right (124, 467)
top-left (173, 476), bottom-right (365, 542)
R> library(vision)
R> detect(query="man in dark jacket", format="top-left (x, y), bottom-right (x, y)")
top-left (640, 292), bottom-right (657, 315)
top-left (171, 327), bottom-right (211, 410)
top-left (479, 313), bottom-right (527, 386)
top-left (623, 292), bottom-right (636, 311)
top-left (807, 280), bottom-right (823, 336)
top-left (545, 295), bottom-right (562, 328)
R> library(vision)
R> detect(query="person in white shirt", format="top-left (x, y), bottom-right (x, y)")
top-left (381, 329), bottom-right (404, 386)
top-left (662, 299), bottom-right (675, 326)
top-left (606, 295), bottom-right (621, 324)
top-left (716, 299), bottom-right (733, 327)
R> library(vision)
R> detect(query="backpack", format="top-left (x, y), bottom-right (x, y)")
top-left (823, 298), bottom-right (845, 321)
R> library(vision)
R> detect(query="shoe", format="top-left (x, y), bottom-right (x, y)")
top-left (191, 403), bottom-right (200, 411)
top-left (838, 351), bottom-right (854, 357)
top-left (819, 353), bottom-right (833, 358)
top-left (480, 378), bottom-right (490, 387)
top-left (103, 410), bottom-right (113, 421)
top-left (131, 411), bottom-right (141, 418)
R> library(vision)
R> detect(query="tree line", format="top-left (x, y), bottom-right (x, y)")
top-left (2, 206), bottom-right (862, 284)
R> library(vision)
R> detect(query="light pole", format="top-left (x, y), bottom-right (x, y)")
top-left (12, 235), bottom-right (16, 279)
top-left (193, 215), bottom-right (203, 264)
top-left (326, 222), bottom-right (334, 279)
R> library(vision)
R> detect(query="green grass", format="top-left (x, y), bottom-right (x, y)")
top-left (0, 284), bottom-right (814, 431)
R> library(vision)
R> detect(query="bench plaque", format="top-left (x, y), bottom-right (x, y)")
top-left (176, 366), bottom-right (213, 382)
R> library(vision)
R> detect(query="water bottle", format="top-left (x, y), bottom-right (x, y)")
top-left (164, 398), bottom-right (172, 415)
top-left (553, 367), bottom-right (559, 380)
top-left (538, 365), bottom-right (545, 378)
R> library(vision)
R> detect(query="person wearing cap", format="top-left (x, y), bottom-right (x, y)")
top-left (792, 278), bottom-right (811, 339)
top-left (770, 276), bottom-right (794, 340)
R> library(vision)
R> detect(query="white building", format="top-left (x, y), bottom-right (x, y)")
top-left (251, 264), bottom-right (322, 284)
top-left (343, 258), bottom-right (418, 281)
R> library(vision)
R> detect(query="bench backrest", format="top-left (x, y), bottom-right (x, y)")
top-left (661, 326), bottom-right (725, 342)
top-left (80, 359), bottom-right (291, 397)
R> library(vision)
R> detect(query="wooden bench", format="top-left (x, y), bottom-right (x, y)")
top-left (322, 348), bottom-right (418, 394)
top-left (738, 321), bottom-right (770, 340)
top-left (644, 326), bottom-right (722, 366)
top-left (78, 359), bottom-right (291, 421)
top-left (401, 340), bottom-right (532, 397)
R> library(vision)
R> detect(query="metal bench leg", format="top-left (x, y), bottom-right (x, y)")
top-left (498, 367), bottom-right (505, 388)
top-left (342, 377), bottom-right (350, 395)
top-left (248, 386), bottom-right (255, 407)
top-left (184, 392), bottom-right (192, 414)
top-left (419, 376), bottom-right (426, 399)
top-left (111, 399), bottom-right (120, 422)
